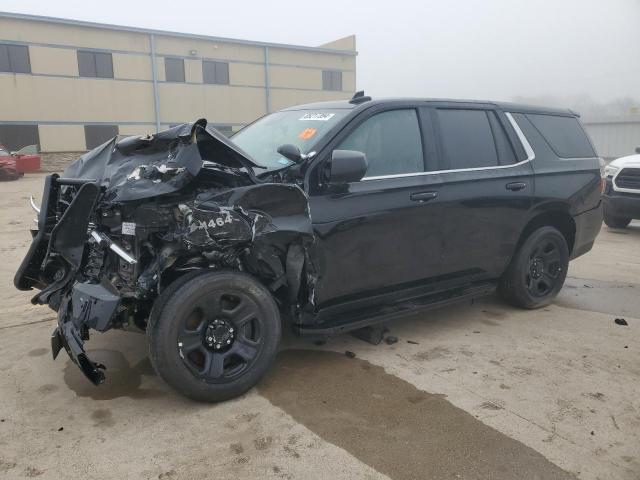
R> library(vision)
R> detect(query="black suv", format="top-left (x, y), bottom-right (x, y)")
top-left (15, 94), bottom-right (603, 401)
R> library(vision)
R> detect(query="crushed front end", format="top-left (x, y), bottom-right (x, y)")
top-left (14, 120), bottom-right (316, 386)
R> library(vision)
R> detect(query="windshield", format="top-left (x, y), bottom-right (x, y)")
top-left (232, 109), bottom-right (349, 171)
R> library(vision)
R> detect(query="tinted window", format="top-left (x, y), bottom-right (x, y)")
top-left (437, 109), bottom-right (498, 169)
top-left (203, 60), bottom-right (229, 85)
top-left (84, 125), bottom-right (118, 150)
top-left (322, 70), bottom-right (342, 91)
top-left (77, 51), bottom-right (113, 78)
top-left (338, 109), bottom-right (424, 177)
top-left (165, 58), bottom-right (185, 82)
top-left (0, 125), bottom-right (39, 151)
top-left (0, 44), bottom-right (31, 73)
top-left (487, 111), bottom-right (517, 165)
top-left (527, 114), bottom-right (595, 158)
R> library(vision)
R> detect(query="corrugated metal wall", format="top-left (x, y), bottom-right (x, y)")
top-left (582, 117), bottom-right (640, 160)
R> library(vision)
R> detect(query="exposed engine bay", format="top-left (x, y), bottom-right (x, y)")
top-left (14, 119), bottom-right (316, 385)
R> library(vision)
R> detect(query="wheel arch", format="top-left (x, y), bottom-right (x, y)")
top-left (515, 209), bottom-right (576, 257)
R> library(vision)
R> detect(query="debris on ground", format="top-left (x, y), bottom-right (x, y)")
top-left (407, 340), bottom-right (419, 345)
top-left (614, 318), bottom-right (628, 326)
top-left (351, 325), bottom-right (388, 345)
top-left (385, 336), bottom-right (398, 345)
top-left (344, 351), bottom-right (356, 359)
top-left (57, 427), bottom-right (64, 431)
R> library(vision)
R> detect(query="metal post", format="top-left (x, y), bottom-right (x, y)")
top-left (149, 34), bottom-right (161, 133)
top-left (264, 46), bottom-right (271, 114)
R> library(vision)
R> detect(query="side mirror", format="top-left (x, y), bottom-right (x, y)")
top-left (329, 149), bottom-right (368, 184)
top-left (277, 144), bottom-right (303, 164)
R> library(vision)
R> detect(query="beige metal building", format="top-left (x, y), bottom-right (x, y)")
top-left (582, 116), bottom-right (640, 161)
top-left (0, 12), bottom-right (356, 153)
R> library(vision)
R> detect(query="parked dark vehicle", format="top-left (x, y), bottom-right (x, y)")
top-left (602, 154), bottom-right (640, 228)
top-left (15, 94), bottom-right (603, 401)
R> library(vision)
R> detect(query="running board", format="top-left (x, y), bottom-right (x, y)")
top-left (294, 282), bottom-right (496, 336)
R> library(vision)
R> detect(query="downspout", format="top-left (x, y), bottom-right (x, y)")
top-left (264, 46), bottom-right (271, 114)
top-left (149, 34), bottom-right (161, 133)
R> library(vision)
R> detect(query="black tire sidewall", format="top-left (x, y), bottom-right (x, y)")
top-left (148, 270), bottom-right (281, 402)
top-left (500, 226), bottom-right (569, 309)
top-left (603, 213), bottom-right (631, 229)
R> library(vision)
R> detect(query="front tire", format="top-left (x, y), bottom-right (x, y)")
top-left (148, 270), bottom-right (281, 402)
top-left (603, 213), bottom-right (631, 229)
top-left (499, 226), bottom-right (569, 309)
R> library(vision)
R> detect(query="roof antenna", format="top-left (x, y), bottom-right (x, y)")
top-left (349, 90), bottom-right (371, 104)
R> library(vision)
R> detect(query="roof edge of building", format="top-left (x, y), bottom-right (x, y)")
top-left (0, 10), bottom-right (358, 56)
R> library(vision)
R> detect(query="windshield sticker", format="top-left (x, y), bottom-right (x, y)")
top-left (299, 113), bottom-right (336, 122)
top-left (298, 128), bottom-right (317, 140)
top-left (277, 157), bottom-right (293, 165)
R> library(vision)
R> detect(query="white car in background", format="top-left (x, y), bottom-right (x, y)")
top-left (602, 152), bottom-right (640, 228)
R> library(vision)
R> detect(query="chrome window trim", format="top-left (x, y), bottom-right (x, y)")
top-left (361, 111), bottom-right (535, 181)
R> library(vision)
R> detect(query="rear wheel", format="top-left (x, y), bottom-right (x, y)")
top-left (603, 213), bottom-right (631, 229)
top-left (148, 270), bottom-right (281, 402)
top-left (499, 226), bottom-right (569, 309)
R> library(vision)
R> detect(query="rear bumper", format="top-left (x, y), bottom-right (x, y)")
top-left (571, 202), bottom-right (603, 260)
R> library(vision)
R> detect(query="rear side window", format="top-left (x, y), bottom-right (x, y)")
top-left (436, 109), bottom-right (498, 169)
top-left (526, 114), bottom-right (595, 158)
top-left (338, 109), bottom-right (424, 177)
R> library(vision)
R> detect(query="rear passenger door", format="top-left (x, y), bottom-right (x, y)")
top-left (431, 105), bottom-right (534, 282)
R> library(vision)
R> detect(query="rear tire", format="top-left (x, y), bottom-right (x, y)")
top-left (603, 213), bottom-right (631, 229)
top-left (499, 226), bottom-right (569, 309)
top-left (148, 270), bottom-right (281, 402)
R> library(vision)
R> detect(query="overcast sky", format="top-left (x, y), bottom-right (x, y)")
top-left (1, 0), bottom-right (638, 104)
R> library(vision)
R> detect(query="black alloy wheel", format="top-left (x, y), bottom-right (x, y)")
top-left (148, 270), bottom-right (281, 402)
top-left (499, 226), bottom-right (569, 309)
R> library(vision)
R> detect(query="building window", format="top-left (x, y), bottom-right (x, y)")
top-left (322, 70), bottom-right (342, 91)
top-left (165, 58), bottom-right (185, 82)
top-left (0, 44), bottom-right (31, 73)
top-left (203, 60), bottom-right (229, 85)
top-left (0, 125), bottom-right (39, 151)
top-left (84, 125), bottom-right (118, 150)
top-left (77, 51), bottom-right (113, 78)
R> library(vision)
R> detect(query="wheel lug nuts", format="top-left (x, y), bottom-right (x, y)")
top-left (229, 328), bottom-right (234, 333)
top-left (226, 339), bottom-right (231, 344)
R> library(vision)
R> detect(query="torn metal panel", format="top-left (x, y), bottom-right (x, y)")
top-left (14, 118), bottom-right (318, 387)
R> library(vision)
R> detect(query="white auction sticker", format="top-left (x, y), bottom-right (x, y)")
top-left (121, 222), bottom-right (136, 235)
top-left (299, 113), bottom-right (336, 121)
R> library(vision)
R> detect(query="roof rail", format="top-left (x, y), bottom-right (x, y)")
top-left (349, 90), bottom-right (371, 105)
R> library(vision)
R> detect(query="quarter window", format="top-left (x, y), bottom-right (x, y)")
top-left (77, 51), bottom-right (113, 78)
top-left (84, 125), bottom-right (118, 150)
top-left (338, 109), bottom-right (424, 178)
top-left (203, 60), bottom-right (229, 85)
top-left (0, 44), bottom-right (31, 73)
top-left (526, 114), bottom-right (595, 158)
top-left (164, 58), bottom-right (185, 83)
top-left (436, 109), bottom-right (499, 169)
top-left (322, 70), bottom-right (342, 91)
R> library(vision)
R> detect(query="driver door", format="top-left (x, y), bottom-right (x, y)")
top-left (308, 106), bottom-right (445, 310)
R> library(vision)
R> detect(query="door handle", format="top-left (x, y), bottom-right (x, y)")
top-left (410, 191), bottom-right (438, 202)
top-left (505, 182), bottom-right (527, 191)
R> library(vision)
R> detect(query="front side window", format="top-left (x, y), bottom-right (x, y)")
top-left (232, 109), bottom-right (349, 171)
top-left (77, 51), bottom-right (113, 78)
top-left (0, 125), bottom-right (39, 151)
top-left (164, 58), bottom-right (185, 83)
top-left (0, 44), bottom-right (31, 73)
top-left (338, 109), bottom-right (424, 177)
top-left (436, 109), bottom-right (499, 169)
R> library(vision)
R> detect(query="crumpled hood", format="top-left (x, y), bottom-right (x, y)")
top-left (63, 119), bottom-right (262, 202)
